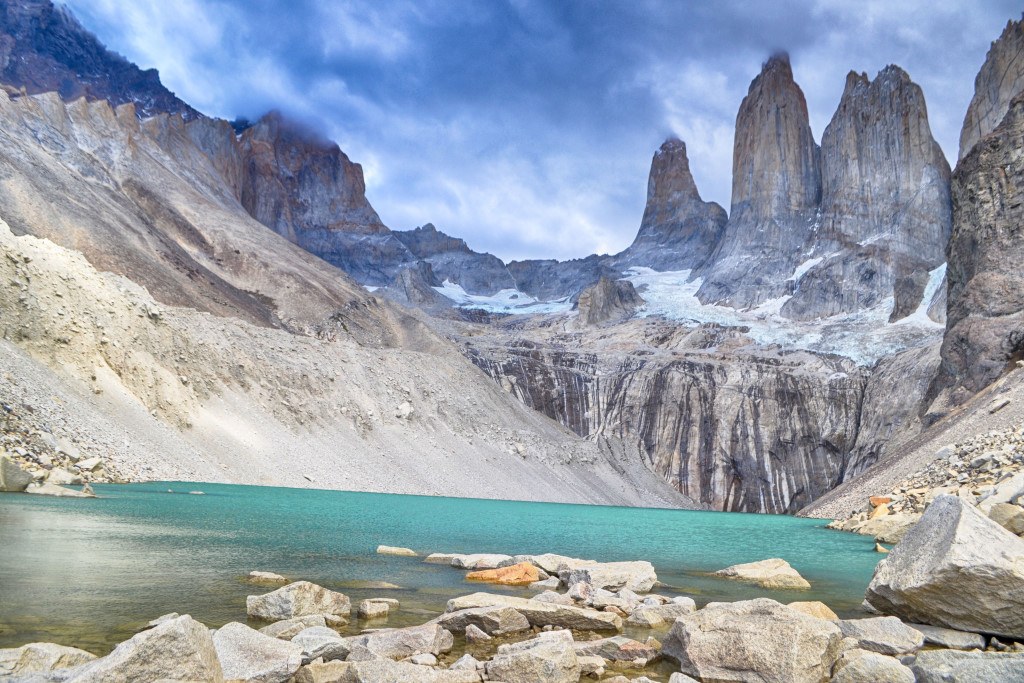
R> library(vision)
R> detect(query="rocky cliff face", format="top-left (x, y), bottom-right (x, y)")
top-left (959, 16), bottom-right (1024, 160)
top-left (237, 112), bottom-right (415, 285)
top-left (780, 66), bottom-right (951, 321)
top-left (462, 319), bottom-right (938, 513)
top-left (575, 277), bottom-right (644, 327)
top-left (930, 92), bottom-right (1024, 411)
top-left (612, 139), bottom-right (727, 272)
top-left (394, 224), bottom-right (516, 295)
top-left (696, 53), bottom-right (821, 309)
top-left (0, 0), bottom-right (198, 119)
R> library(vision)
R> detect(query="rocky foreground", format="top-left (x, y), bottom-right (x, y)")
top-left (4, 507), bottom-right (1024, 682)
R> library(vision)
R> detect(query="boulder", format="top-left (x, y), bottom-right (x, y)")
top-left (0, 456), bottom-right (34, 492)
top-left (451, 554), bottom-right (513, 570)
top-left (247, 581), bottom-right (351, 621)
top-left (466, 562), bottom-right (539, 586)
top-left (432, 606), bottom-right (531, 636)
top-left (669, 675), bottom-right (700, 683)
top-left (712, 558), bottom-right (811, 589)
top-left (909, 623), bottom-right (986, 650)
top-left (787, 601), bottom-right (839, 620)
top-left (854, 513), bottom-right (921, 544)
top-left (464, 624), bottom-right (491, 643)
top-left (836, 617), bottom-right (923, 655)
top-left (625, 601), bottom-right (696, 627)
top-left (485, 630), bottom-right (580, 683)
top-left (258, 614), bottom-right (327, 640)
top-left (573, 635), bottom-right (659, 664)
top-left (376, 545), bottom-right (417, 557)
top-left (979, 472), bottom-right (1024, 514)
top-left (63, 614), bottom-right (223, 681)
top-left (910, 649), bottom-right (1024, 682)
top-left (989, 503), bottom-right (1024, 535)
top-left (249, 571), bottom-right (289, 584)
top-left (24, 482), bottom-right (95, 498)
top-left (449, 653), bottom-right (482, 670)
top-left (445, 592), bottom-right (622, 631)
top-left (532, 590), bottom-right (574, 605)
top-left (299, 659), bottom-right (482, 682)
top-left (560, 561), bottom-right (657, 593)
top-left (662, 598), bottom-right (843, 683)
top-left (513, 553), bottom-right (596, 574)
top-left (46, 468), bottom-right (83, 486)
top-left (213, 621), bottom-right (304, 682)
top-left (529, 577), bottom-right (560, 590)
top-left (864, 495), bottom-right (1024, 639)
top-left (0, 642), bottom-right (96, 676)
top-left (342, 623), bottom-right (453, 661)
top-left (358, 600), bottom-right (390, 619)
top-left (832, 652), bottom-right (914, 683)
top-left (76, 456), bottom-right (103, 471)
top-left (424, 553), bottom-right (461, 564)
top-left (291, 626), bottom-right (349, 662)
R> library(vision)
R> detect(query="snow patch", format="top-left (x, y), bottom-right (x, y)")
top-left (894, 262), bottom-right (946, 327)
top-left (433, 280), bottom-right (573, 314)
top-left (623, 267), bottom-right (942, 366)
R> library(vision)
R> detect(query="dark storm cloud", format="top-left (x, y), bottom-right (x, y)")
top-left (65, 0), bottom-right (1023, 261)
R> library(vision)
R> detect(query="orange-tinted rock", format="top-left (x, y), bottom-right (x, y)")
top-left (466, 562), bottom-right (539, 586)
top-left (870, 496), bottom-right (893, 508)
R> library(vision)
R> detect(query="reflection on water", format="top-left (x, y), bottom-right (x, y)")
top-left (0, 482), bottom-right (880, 653)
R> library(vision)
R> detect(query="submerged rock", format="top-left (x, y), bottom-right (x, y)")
top-left (376, 545), bottom-right (417, 557)
top-left (662, 598), bottom-right (843, 683)
top-left (249, 571), bottom-right (289, 584)
top-left (712, 558), bottom-right (811, 589)
top-left (247, 581), bottom-right (351, 622)
top-left (864, 495), bottom-right (1024, 640)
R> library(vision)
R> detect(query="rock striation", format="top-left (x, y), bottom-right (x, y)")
top-left (696, 53), bottom-right (822, 309)
top-left (575, 277), bottom-right (644, 327)
top-left (394, 223), bottom-right (516, 295)
top-left (781, 66), bottom-right (951, 321)
top-left (959, 16), bottom-right (1024, 160)
top-left (611, 138), bottom-right (727, 272)
top-left (0, 0), bottom-right (199, 119)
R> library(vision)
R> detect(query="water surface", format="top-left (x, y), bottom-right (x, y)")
top-left (0, 482), bottom-right (879, 653)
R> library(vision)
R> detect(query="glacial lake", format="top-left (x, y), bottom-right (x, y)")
top-left (0, 482), bottom-right (881, 654)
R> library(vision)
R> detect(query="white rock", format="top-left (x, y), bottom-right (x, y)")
top-left (214, 621), bottom-right (304, 682)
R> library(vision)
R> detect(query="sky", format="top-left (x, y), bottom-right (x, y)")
top-left (63, 0), bottom-right (1022, 263)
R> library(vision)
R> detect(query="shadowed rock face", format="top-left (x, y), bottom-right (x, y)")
top-left (781, 66), bottom-right (951, 322)
top-left (0, 0), bottom-right (198, 119)
top-left (575, 277), bottom-right (644, 327)
top-left (237, 112), bottom-right (415, 285)
top-left (394, 224), bottom-right (516, 296)
top-left (612, 139), bottom-right (727, 272)
top-left (959, 16), bottom-right (1024, 160)
top-left (696, 53), bottom-right (822, 309)
top-left (930, 93), bottom-right (1024, 410)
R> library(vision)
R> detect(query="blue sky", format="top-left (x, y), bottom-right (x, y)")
top-left (64, 1), bottom-right (1021, 262)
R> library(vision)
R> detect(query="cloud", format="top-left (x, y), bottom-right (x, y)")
top-left (62, 0), bottom-right (1023, 262)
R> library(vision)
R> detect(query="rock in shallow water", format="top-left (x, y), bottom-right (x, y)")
top-left (445, 592), bottom-right (622, 632)
top-left (712, 558), bottom-right (811, 589)
top-left (466, 561), bottom-right (539, 586)
top-left (485, 630), bottom-right (580, 683)
top-left (661, 598), bottom-right (843, 683)
top-left (560, 561), bottom-right (657, 593)
top-left (247, 581), bottom-right (351, 621)
top-left (864, 494), bottom-right (1024, 640)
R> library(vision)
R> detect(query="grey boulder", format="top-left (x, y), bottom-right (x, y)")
top-left (485, 630), bottom-right (580, 683)
top-left (832, 651), bottom-right (914, 683)
top-left (291, 626), bottom-right (349, 662)
top-left (445, 592), bottom-right (621, 631)
top-left (909, 623), bottom-right (986, 651)
top-left (258, 614), bottom-right (328, 640)
top-left (213, 621), bottom-right (304, 683)
top-left (560, 561), bottom-right (657, 593)
top-left (864, 495), bottom-right (1024, 640)
top-left (0, 455), bottom-right (34, 492)
top-left (432, 606), bottom-right (530, 636)
top-left (662, 598), bottom-right (843, 683)
top-left (836, 617), bottom-right (923, 655)
top-left (910, 649), bottom-right (1024, 683)
top-left (247, 581), bottom-right (351, 621)
top-left (626, 600), bottom-right (696, 627)
top-left (63, 614), bottom-right (223, 682)
top-left (342, 623), bottom-right (453, 661)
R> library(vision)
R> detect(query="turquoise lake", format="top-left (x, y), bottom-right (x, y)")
top-left (0, 482), bottom-right (881, 654)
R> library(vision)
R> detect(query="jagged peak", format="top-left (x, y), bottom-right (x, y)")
top-left (656, 137), bottom-right (686, 155)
